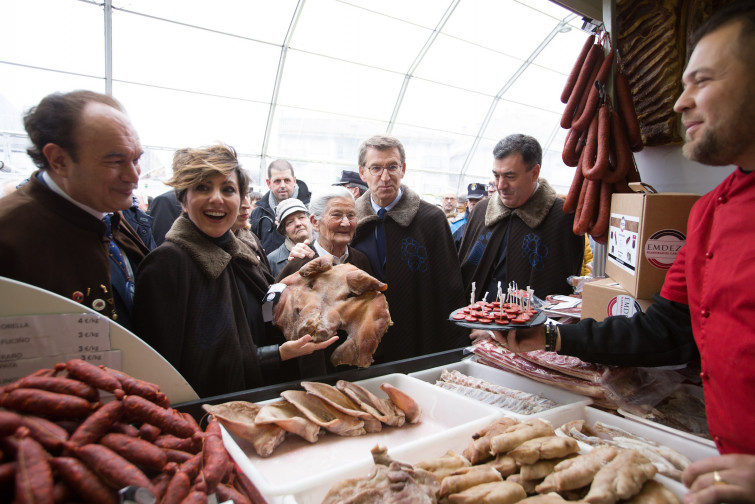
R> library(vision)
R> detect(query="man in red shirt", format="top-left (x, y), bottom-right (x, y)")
top-left (482, 3), bottom-right (755, 502)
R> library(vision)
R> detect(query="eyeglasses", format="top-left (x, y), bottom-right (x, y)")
top-left (366, 164), bottom-right (401, 176)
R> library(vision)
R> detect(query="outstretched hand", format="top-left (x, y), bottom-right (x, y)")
top-left (279, 334), bottom-right (339, 361)
top-left (683, 454), bottom-right (755, 504)
top-left (469, 324), bottom-right (548, 353)
top-left (288, 240), bottom-right (315, 260)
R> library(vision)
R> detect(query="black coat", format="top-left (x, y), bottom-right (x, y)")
top-left (134, 215), bottom-right (282, 397)
top-left (351, 186), bottom-right (469, 364)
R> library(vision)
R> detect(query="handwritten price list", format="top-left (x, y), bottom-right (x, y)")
top-left (0, 313), bottom-right (121, 385)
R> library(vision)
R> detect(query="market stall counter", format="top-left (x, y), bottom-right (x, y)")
top-left (173, 347), bottom-right (467, 421)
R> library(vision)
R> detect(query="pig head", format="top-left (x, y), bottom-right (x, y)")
top-left (273, 256), bottom-right (393, 367)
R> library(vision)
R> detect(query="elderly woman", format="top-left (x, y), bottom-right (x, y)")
top-left (277, 186), bottom-right (372, 280)
top-left (277, 186), bottom-right (374, 377)
top-left (134, 145), bottom-right (335, 397)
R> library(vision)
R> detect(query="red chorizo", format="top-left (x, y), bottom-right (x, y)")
top-left (163, 470), bottom-right (191, 504)
top-left (153, 433), bottom-right (201, 454)
top-left (2, 388), bottom-right (95, 419)
top-left (0, 461), bottom-right (16, 493)
top-left (9, 375), bottom-right (99, 403)
top-left (570, 48), bottom-right (615, 133)
top-left (604, 107), bottom-right (632, 184)
top-left (65, 359), bottom-right (122, 393)
top-left (204, 417), bottom-right (222, 438)
top-left (138, 422), bottom-right (161, 442)
top-left (73, 443), bottom-right (153, 493)
top-left (68, 399), bottom-right (123, 447)
top-left (122, 395), bottom-right (194, 439)
top-left (150, 471), bottom-right (173, 502)
top-left (588, 180), bottom-right (613, 239)
top-left (178, 453), bottom-right (203, 482)
top-left (200, 430), bottom-right (231, 493)
top-left (216, 482), bottom-right (252, 504)
top-left (560, 43), bottom-right (602, 129)
top-left (561, 34), bottom-right (596, 103)
top-left (49, 456), bottom-right (117, 504)
top-left (100, 433), bottom-right (169, 472)
top-left (20, 415), bottom-right (69, 452)
top-left (570, 52), bottom-right (601, 131)
top-left (14, 427), bottom-right (54, 504)
top-left (233, 463), bottom-right (267, 504)
top-left (110, 421), bottom-right (140, 438)
top-left (562, 164), bottom-right (585, 214)
top-left (163, 448), bottom-right (193, 464)
top-left (0, 410), bottom-right (23, 437)
top-left (615, 68), bottom-right (643, 151)
top-left (575, 179), bottom-right (600, 236)
top-left (562, 128), bottom-right (581, 167)
top-left (181, 490), bottom-right (207, 504)
top-left (102, 367), bottom-right (163, 404)
top-left (182, 412), bottom-right (202, 437)
top-left (572, 164), bottom-right (589, 236)
top-left (52, 480), bottom-right (72, 503)
top-left (581, 105), bottom-right (610, 181)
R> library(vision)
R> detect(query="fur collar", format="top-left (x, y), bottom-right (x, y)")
top-left (165, 215), bottom-right (258, 280)
top-left (355, 184), bottom-right (421, 227)
top-left (485, 179), bottom-right (557, 229)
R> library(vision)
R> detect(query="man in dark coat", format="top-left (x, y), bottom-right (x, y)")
top-left (459, 134), bottom-right (583, 301)
top-left (0, 90), bottom-right (150, 330)
top-left (350, 135), bottom-right (468, 364)
top-left (249, 159), bottom-right (311, 253)
top-left (148, 188), bottom-right (181, 246)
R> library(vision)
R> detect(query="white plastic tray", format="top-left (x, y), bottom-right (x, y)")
top-left (221, 373), bottom-right (503, 503)
top-left (408, 358), bottom-right (592, 420)
top-left (542, 404), bottom-right (720, 499)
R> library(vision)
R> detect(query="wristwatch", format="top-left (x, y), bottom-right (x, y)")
top-left (544, 323), bottom-right (558, 352)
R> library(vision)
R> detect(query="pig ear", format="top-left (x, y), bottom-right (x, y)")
top-left (346, 269), bottom-right (387, 295)
top-left (299, 256), bottom-right (333, 277)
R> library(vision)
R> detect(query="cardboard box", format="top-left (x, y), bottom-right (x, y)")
top-left (605, 188), bottom-right (699, 299)
top-left (581, 277), bottom-right (654, 322)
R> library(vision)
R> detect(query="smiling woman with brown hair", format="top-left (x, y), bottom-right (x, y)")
top-left (134, 144), bottom-right (336, 397)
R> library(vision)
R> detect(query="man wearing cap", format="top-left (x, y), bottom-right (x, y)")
top-left (334, 170), bottom-right (368, 199)
top-left (249, 159), bottom-right (311, 253)
top-left (452, 182), bottom-right (487, 249)
top-left (266, 198), bottom-right (314, 278)
top-left (459, 134), bottom-right (583, 300)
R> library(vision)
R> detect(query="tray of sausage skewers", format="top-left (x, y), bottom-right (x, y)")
top-left (449, 282), bottom-right (546, 330)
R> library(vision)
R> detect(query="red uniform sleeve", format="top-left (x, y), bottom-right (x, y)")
top-left (660, 242), bottom-right (689, 305)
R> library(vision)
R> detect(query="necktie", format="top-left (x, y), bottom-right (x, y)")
top-left (103, 214), bottom-right (134, 314)
top-left (376, 208), bottom-right (387, 267)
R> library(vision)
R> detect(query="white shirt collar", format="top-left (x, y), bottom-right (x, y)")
top-left (313, 239), bottom-right (350, 265)
top-left (370, 187), bottom-right (403, 214)
top-left (40, 171), bottom-right (107, 219)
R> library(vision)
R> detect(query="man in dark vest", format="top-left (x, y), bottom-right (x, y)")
top-left (458, 134), bottom-right (583, 301)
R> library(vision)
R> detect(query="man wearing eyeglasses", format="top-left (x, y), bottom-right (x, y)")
top-left (458, 134), bottom-right (584, 301)
top-left (350, 134), bottom-right (468, 365)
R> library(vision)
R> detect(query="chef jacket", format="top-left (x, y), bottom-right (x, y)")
top-left (661, 167), bottom-right (755, 454)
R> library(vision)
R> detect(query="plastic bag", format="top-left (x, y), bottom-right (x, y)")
top-left (600, 366), bottom-right (688, 416)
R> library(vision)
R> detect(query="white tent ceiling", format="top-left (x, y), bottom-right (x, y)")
top-left (1, 0), bottom-right (600, 198)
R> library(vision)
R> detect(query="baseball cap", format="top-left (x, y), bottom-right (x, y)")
top-left (275, 198), bottom-right (308, 233)
top-left (467, 183), bottom-right (487, 200)
top-left (335, 170), bottom-right (366, 188)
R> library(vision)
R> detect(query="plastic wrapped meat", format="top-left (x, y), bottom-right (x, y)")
top-left (274, 256), bottom-right (392, 367)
